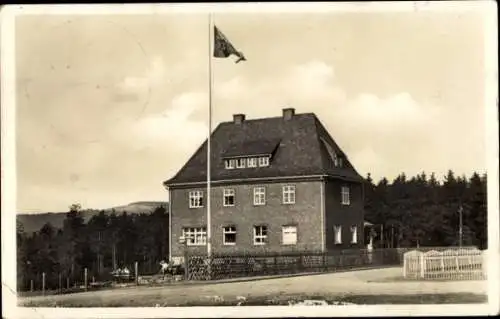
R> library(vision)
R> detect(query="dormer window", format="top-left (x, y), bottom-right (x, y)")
top-left (225, 159), bottom-right (236, 169)
top-left (247, 157), bottom-right (257, 168)
top-left (320, 137), bottom-right (342, 168)
top-left (258, 156), bottom-right (270, 167)
top-left (236, 158), bottom-right (246, 168)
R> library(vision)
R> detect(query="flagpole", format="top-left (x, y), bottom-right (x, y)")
top-left (207, 13), bottom-right (213, 259)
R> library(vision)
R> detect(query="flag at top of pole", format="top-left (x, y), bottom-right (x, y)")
top-left (213, 25), bottom-right (246, 63)
top-left (205, 19), bottom-right (246, 264)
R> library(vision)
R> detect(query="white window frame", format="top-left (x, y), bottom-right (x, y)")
top-left (282, 185), bottom-right (296, 204)
top-left (247, 157), bottom-right (257, 168)
top-left (182, 227), bottom-right (207, 246)
top-left (236, 158), bottom-right (246, 168)
top-left (189, 191), bottom-right (204, 208)
top-left (350, 225), bottom-right (358, 244)
top-left (223, 188), bottom-right (235, 207)
top-left (334, 225), bottom-right (342, 244)
top-left (253, 225), bottom-right (268, 245)
top-left (225, 159), bottom-right (235, 169)
top-left (341, 186), bottom-right (350, 205)
top-left (282, 225), bottom-right (297, 245)
top-left (253, 187), bottom-right (266, 206)
top-left (223, 226), bottom-right (237, 245)
top-left (258, 156), bottom-right (270, 167)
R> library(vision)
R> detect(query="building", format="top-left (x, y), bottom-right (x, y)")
top-left (163, 108), bottom-right (365, 261)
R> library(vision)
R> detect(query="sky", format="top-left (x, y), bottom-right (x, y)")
top-left (12, 4), bottom-right (492, 213)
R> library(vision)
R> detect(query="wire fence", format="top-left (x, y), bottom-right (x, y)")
top-left (403, 247), bottom-right (486, 280)
top-left (17, 259), bottom-right (163, 296)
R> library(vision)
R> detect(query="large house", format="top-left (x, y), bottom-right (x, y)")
top-left (163, 108), bottom-right (365, 261)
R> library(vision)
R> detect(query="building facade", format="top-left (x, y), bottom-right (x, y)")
top-left (164, 108), bottom-right (365, 261)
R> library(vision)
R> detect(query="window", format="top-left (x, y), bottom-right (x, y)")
top-left (253, 187), bottom-right (266, 206)
top-left (223, 226), bottom-right (237, 245)
top-left (189, 191), bottom-right (203, 208)
top-left (258, 156), bottom-right (269, 167)
top-left (350, 225), bottom-right (358, 244)
top-left (338, 157), bottom-right (343, 168)
top-left (254, 225), bottom-right (268, 245)
top-left (182, 227), bottom-right (207, 246)
top-left (282, 226), bottom-right (297, 245)
top-left (341, 186), bottom-right (350, 205)
top-left (247, 157), bottom-right (257, 168)
top-left (225, 159), bottom-right (235, 169)
top-left (282, 185), bottom-right (296, 204)
top-left (223, 188), bottom-right (235, 207)
top-left (236, 158), bottom-right (246, 168)
top-left (334, 225), bottom-right (342, 244)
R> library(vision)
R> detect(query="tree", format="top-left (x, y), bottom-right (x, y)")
top-left (59, 203), bottom-right (86, 280)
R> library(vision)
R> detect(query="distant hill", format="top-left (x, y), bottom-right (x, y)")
top-left (17, 201), bottom-right (168, 234)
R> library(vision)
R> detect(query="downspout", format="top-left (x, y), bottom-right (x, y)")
top-left (320, 178), bottom-right (326, 252)
top-left (167, 186), bottom-right (172, 262)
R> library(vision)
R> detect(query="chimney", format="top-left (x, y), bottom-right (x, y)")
top-left (282, 108), bottom-right (295, 120)
top-left (233, 114), bottom-right (246, 124)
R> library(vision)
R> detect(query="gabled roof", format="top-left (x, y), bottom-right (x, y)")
top-left (164, 111), bottom-right (364, 186)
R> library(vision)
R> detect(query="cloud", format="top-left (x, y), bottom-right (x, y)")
top-left (115, 55), bottom-right (166, 94)
top-left (213, 60), bottom-right (483, 182)
top-left (111, 91), bottom-right (208, 152)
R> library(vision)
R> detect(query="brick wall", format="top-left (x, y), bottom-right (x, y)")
top-left (169, 180), bottom-right (324, 259)
top-left (324, 178), bottom-right (365, 251)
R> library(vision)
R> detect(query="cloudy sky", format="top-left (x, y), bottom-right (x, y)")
top-left (13, 4), bottom-right (491, 213)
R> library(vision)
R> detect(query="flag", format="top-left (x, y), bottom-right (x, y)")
top-left (213, 25), bottom-right (246, 63)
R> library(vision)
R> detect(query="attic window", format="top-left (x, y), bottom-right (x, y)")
top-left (258, 156), bottom-right (270, 167)
top-left (247, 157), bottom-right (257, 167)
top-left (225, 159), bottom-right (235, 169)
top-left (236, 158), bottom-right (246, 168)
top-left (320, 137), bottom-right (341, 168)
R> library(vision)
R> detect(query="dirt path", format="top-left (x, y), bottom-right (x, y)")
top-left (18, 267), bottom-right (487, 307)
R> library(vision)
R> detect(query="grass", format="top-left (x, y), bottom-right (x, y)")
top-left (20, 293), bottom-right (487, 307)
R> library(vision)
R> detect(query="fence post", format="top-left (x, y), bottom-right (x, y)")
top-left (135, 261), bottom-right (139, 286)
top-left (184, 252), bottom-right (189, 281)
top-left (440, 255), bottom-right (445, 272)
top-left (84, 268), bottom-right (88, 292)
top-left (42, 273), bottom-right (46, 296)
top-left (274, 256), bottom-right (278, 275)
top-left (66, 277), bottom-right (69, 290)
top-left (419, 253), bottom-right (425, 279)
top-left (402, 255), bottom-right (407, 278)
top-left (30, 279), bottom-right (34, 292)
top-left (59, 273), bottom-right (62, 293)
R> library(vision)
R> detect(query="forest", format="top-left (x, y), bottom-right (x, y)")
top-left (16, 170), bottom-right (487, 290)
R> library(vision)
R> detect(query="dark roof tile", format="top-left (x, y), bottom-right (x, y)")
top-left (164, 112), bottom-right (363, 186)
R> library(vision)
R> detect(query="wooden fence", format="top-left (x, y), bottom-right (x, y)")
top-left (184, 248), bottom-right (405, 281)
top-left (403, 247), bottom-right (486, 280)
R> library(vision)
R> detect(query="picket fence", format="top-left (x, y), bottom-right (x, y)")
top-left (403, 247), bottom-right (486, 280)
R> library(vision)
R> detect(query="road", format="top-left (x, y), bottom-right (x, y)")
top-left (18, 267), bottom-right (487, 307)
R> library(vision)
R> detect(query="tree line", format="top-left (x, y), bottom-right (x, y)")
top-left (16, 204), bottom-right (169, 291)
top-left (363, 170), bottom-right (487, 250)
top-left (16, 169), bottom-right (487, 291)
